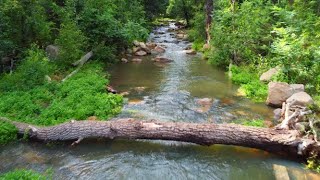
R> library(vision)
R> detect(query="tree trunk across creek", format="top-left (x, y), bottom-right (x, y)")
top-left (3, 118), bottom-right (320, 159)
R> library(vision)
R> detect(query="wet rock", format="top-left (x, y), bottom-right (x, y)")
top-left (133, 47), bottom-right (141, 53)
top-left (46, 45), bottom-right (59, 60)
top-left (133, 40), bottom-right (140, 47)
top-left (273, 164), bottom-right (290, 180)
top-left (220, 98), bottom-right (235, 106)
top-left (286, 92), bottom-right (314, 106)
top-left (135, 50), bottom-right (147, 56)
top-left (121, 58), bottom-right (128, 63)
top-left (133, 87), bottom-right (146, 93)
top-left (260, 67), bottom-right (280, 82)
top-left (23, 151), bottom-right (46, 164)
top-left (131, 58), bottom-right (142, 63)
top-left (106, 85), bottom-right (118, 94)
top-left (146, 42), bottom-right (157, 49)
top-left (128, 99), bottom-right (146, 105)
top-left (266, 82), bottom-right (293, 107)
top-left (196, 98), bottom-right (213, 106)
top-left (154, 46), bottom-right (166, 53)
top-left (153, 56), bottom-right (173, 63)
top-left (120, 91), bottom-right (130, 96)
top-left (290, 84), bottom-right (305, 94)
top-left (185, 49), bottom-right (197, 55)
top-left (184, 45), bottom-right (192, 50)
top-left (273, 108), bottom-right (282, 121)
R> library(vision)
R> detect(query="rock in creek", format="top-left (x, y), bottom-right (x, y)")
top-left (135, 50), bottom-right (147, 56)
top-left (153, 56), bottom-right (173, 63)
top-left (131, 58), bottom-right (142, 63)
top-left (185, 49), bottom-right (197, 55)
top-left (154, 46), bottom-right (166, 53)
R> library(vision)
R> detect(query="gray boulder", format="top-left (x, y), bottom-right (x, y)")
top-left (266, 82), bottom-right (293, 107)
top-left (45, 45), bottom-right (59, 60)
top-left (260, 67), bottom-right (280, 82)
top-left (286, 92), bottom-right (314, 107)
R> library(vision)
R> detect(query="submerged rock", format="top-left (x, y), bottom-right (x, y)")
top-left (154, 46), bottom-right (166, 53)
top-left (185, 49), bottom-right (197, 55)
top-left (153, 56), bottom-right (173, 63)
top-left (131, 58), bottom-right (142, 63)
top-left (135, 50), bottom-right (147, 56)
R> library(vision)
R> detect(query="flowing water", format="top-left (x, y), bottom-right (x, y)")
top-left (0, 23), bottom-right (319, 180)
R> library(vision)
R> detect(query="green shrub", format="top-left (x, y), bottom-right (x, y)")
top-left (0, 121), bottom-right (17, 145)
top-left (0, 170), bottom-right (47, 180)
top-left (0, 62), bottom-right (123, 126)
top-left (234, 119), bottom-right (265, 128)
top-left (230, 66), bottom-right (267, 102)
top-left (0, 46), bottom-right (53, 92)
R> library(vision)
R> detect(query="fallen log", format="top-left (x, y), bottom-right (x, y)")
top-left (62, 51), bottom-right (93, 82)
top-left (1, 118), bottom-right (319, 159)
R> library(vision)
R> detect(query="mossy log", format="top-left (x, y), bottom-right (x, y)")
top-left (1, 118), bottom-right (319, 159)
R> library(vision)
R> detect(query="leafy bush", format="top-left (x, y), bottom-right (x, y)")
top-left (0, 170), bottom-right (47, 180)
top-left (0, 46), bottom-right (53, 92)
top-left (230, 66), bottom-right (267, 102)
top-left (0, 62), bottom-right (123, 126)
top-left (0, 121), bottom-right (17, 145)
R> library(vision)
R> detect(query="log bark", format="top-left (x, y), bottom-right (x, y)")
top-left (2, 118), bottom-right (319, 159)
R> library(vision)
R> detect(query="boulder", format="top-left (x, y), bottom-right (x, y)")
top-left (290, 84), bottom-right (305, 94)
top-left (131, 58), bottom-right (142, 63)
top-left (135, 50), bottom-right (147, 56)
top-left (266, 82), bottom-right (293, 107)
top-left (154, 46), bottom-right (166, 53)
top-left (139, 42), bottom-right (147, 49)
top-left (146, 43), bottom-right (157, 49)
top-left (133, 40), bottom-right (140, 47)
top-left (153, 56), bottom-right (173, 63)
top-left (185, 49), bottom-right (197, 55)
top-left (260, 67), bottom-right (280, 82)
top-left (132, 47), bottom-right (141, 53)
top-left (45, 45), bottom-right (59, 60)
top-left (286, 92), bottom-right (314, 107)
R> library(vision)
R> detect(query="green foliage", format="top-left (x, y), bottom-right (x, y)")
top-left (0, 169), bottom-right (47, 180)
top-left (0, 46), bottom-right (53, 92)
top-left (0, 121), bottom-right (17, 145)
top-left (234, 119), bottom-right (266, 128)
top-left (55, 19), bottom-right (87, 66)
top-left (307, 155), bottom-right (320, 173)
top-left (230, 66), bottom-right (267, 102)
top-left (0, 62), bottom-right (123, 126)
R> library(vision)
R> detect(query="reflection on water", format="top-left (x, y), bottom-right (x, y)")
top-left (1, 23), bottom-right (319, 179)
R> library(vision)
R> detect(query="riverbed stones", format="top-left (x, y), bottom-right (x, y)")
top-left (196, 98), bottom-right (213, 106)
top-left (266, 82), bottom-right (293, 107)
top-left (131, 58), bottom-right (142, 63)
top-left (146, 42), bottom-right (157, 49)
top-left (121, 58), bottom-right (128, 63)
top-left (154, 46), bottom-right (166, 53)
top-left (260, 67), bottom-right (280, 82)
top-left (135, 50), bottom-right (147, 56)
top-left (286, 92), bottom-right (314, 106)
top-left (185, 49), bottom-right (197, 55)
top-left (153, 56), bottom-right (173, 63)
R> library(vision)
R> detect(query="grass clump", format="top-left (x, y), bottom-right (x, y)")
top-left (0, 169), bottom-right (49, 180)
top-left (234, 119), bottom-right (266, 128)
top-left (0, 121), bottom-right (18, 145)
top-left (230, 65), bottom-right (267, 102)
